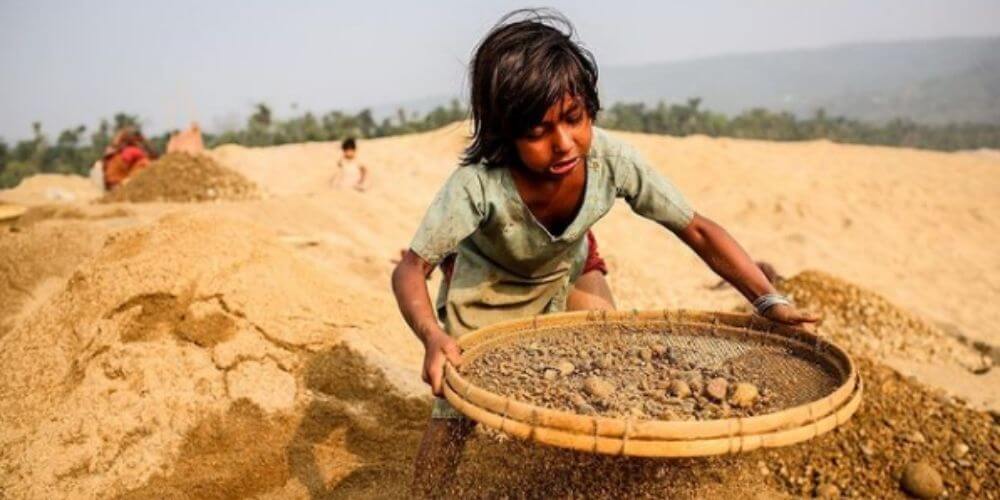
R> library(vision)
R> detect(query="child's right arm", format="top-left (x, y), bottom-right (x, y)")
top-left (391, 250), bottom-right (461, 397)
top-left (392, 167), bottom-right (487, 396)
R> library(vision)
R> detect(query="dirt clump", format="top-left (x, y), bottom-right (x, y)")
top-left (729, 382), bottom-right (760, 408)
top-left (101, 152), bottom-right (259, 203)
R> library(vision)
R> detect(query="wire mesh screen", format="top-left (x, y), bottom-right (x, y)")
top-left (462, 320), bottom-right (845, 418)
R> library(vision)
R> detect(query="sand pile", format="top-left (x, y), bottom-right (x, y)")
top-left (101, 152), bottom-right (259, 203)
top-left (0, 173), bottom-right (101, 205)
top-left (779, 271), bottom-right (991, 373)
top-left (0, 212), bottom-right (374, 498)
top-left (0, 221), bottom-right (109, 338)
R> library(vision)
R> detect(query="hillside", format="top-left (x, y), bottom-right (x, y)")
top-left (600, 37), bottom-right (1000, 124)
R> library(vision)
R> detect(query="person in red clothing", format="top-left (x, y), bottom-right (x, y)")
top-left (103, 127), bottom-right (155, 190)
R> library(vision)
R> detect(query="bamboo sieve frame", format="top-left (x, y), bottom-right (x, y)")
top-left (443, 309), bottom-right (861, 455)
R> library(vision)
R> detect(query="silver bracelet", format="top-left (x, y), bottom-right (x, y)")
top-left (752, 293), bottom-right (791, 314)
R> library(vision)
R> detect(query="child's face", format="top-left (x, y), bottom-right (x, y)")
top-left (343, 148), bottom-right (356, 160)
top-left (514, 94), bottom-right (592, 178)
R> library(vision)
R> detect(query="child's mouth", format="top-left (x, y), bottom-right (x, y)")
top-left (548, 157), bottom-right (579, 175)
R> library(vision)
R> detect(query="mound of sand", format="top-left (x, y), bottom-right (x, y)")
top-left (0, 221), bottom-right (108, 338)
top-left (0, 173), bottom-right (101, 206)
top-left (0, 212), bottom-right (378, 498)
top-left (101, 153), bottom-right (259, 203)
top-left (781, 271), bottom-right (989, 371)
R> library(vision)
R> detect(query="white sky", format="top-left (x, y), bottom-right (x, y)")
top-left (1, 0), bottom-right (998, 140)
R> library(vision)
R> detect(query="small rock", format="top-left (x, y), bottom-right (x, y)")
top-left (638, 348), bottom-right (653, 362)
top-left (595, 356), bottom-right (613, 370)
top-left (669, 379), bottom-right (692, 398)
top-left (950, 442), bottom-right (969, 459)
top-left (705, 377), bottom-right (729, 402)
top-left (543, 369), bottom-right (558, 381)
top-left (569, 393), bottom-right (587, 407)
top-left (651, 344), bottom-right (667, 356)
top-left (900, 461), bottom-right (944, 499)
top-left (556, 360), bottom-right (575, 376)
top-left (814, 483), bottom-right (839, 498)
top-left (729, 382), bottom-right (759, 408)
top-left (903, 431), bottom-right (927, 444)
top-left (583, 376), bottom-right (614, 399)
top-left (860, 442), bottom-right (875, 457)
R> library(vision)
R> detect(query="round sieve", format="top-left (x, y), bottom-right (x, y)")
top-left (444, 309), bottom-right (861, 457)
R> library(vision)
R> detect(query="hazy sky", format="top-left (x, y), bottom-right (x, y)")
top-left (2, 0), bottom-right (998, 140)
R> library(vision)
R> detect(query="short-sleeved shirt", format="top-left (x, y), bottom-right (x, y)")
top-left (410, 127), bottom-right (693, 337)
top-left (104, 146), bottom-right (149, 189)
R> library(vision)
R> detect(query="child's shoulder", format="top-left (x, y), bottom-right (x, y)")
top-left (589, 127), bottom-right (642, 164)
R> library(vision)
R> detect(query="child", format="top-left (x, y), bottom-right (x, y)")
top-left (390, 9), bottom-right (818, 496)
top-left (333, 137), bottom-right (368, 191)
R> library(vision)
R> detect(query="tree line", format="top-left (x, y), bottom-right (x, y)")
top-left (599, 98), bottom-right (1000, 151)
top-left (2, 98), bottom-right (999, 189)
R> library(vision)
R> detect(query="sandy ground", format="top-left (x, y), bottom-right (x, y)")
top-left (0, 124), bottom-right (997, 498)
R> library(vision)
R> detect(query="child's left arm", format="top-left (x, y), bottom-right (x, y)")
top-left (675, 214), bottom-right (819, 326)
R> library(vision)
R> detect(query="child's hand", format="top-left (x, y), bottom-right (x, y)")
top-left (761, 303), bottom-right (821, 327)
top-left (423, 330), bottom-right (462, 397)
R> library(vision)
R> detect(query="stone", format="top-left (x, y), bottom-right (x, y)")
top-left (900, 461), bottom-right (944, 499)
top-left (815, 483), bottom-right (840, 498)
top-left (669, 379), bottom-right (692, 398)
top-left (583, 376), bottom-right (614, 399)
top-left (556, 360), bottom-right (575, 376)
top-left (729, 382), bottom-right (759, 408)
top-left (638, 348), bottom-right (653, 362)
top-left (705, 377), bottom-right (729, 402)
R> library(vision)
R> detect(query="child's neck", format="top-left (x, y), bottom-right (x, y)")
top-left (510, 161), bottom-right (587, 236)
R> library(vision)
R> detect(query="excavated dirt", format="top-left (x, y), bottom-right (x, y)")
top-left (462, 323), bottom-right (841, 420)
top-left (101, 152), bottom-right (259, 203)
top-left (122, 348), bottom-right (1000, 499)
top-left (780, 270), bottom-right (992, 373)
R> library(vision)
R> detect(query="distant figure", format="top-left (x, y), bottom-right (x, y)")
top-left (102, 127), bottom-right (156, 190)
top-left (332, 137), bottom-right (368, 191)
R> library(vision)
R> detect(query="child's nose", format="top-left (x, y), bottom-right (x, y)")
top-left (552, 125), bottom-right (573, 154)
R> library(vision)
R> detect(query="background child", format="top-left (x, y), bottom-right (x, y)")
top-left (333, 137), bottom-right (368, 191)
top-left (391, 9), bottom-right (818, 496)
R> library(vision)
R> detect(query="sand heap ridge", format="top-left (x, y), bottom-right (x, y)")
top-left (0, 212), bottom-right (374, 498)
top-left (101, 152), bottom-right (259, 203)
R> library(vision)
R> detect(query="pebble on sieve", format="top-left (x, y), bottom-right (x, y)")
top-left (705, 377), bottom-right (729, 402)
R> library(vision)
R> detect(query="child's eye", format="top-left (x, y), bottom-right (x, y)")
top-left (566, 112), bottom-right (583, 124)
top-left (525, 126), bottom-right (546, 139)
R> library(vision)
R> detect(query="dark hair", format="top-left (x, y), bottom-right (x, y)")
top-left (462, 9), bottom-right (600, 167)
top-left (342, 137), bottom-right (357, 151)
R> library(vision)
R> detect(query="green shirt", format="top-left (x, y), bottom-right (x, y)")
top-left (410, 127), bottom-right (694, 336)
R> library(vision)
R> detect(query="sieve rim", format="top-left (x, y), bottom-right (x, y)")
top-left (444, 309), bottom-right (858, 443)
